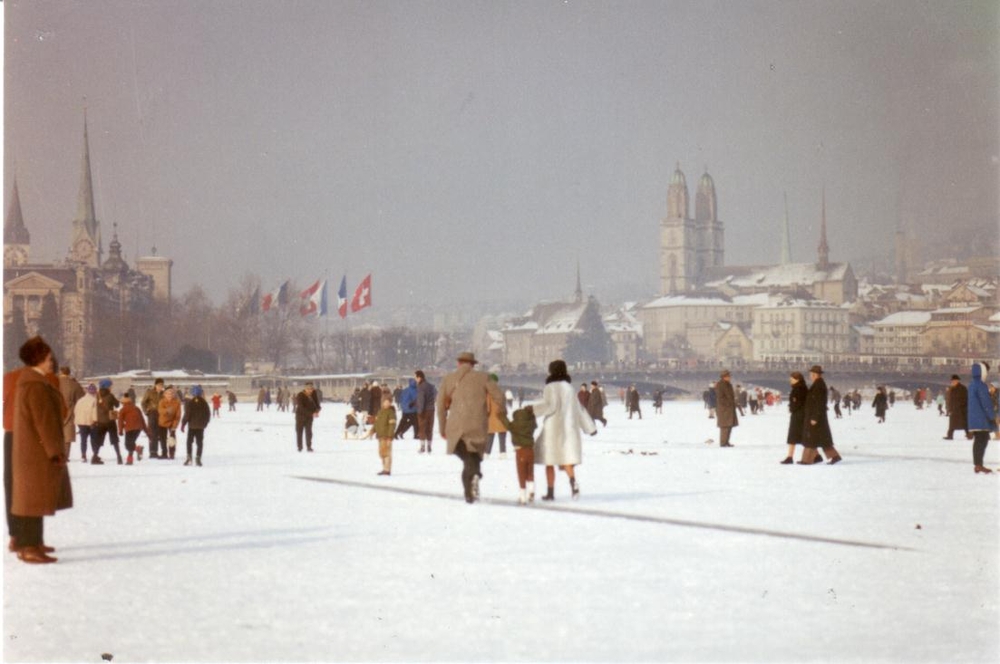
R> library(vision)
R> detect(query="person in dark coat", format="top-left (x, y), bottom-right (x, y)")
top-left (294, 383), bottom-right (321, 452)
top-left (782, 372), bottom-right (808, 464)
top-left (944, 375), bottom-right (969, 440)
top-left (715, 371), bottom-right (738, 447)
top-left (415, 370), bottom-right (437, 454)
top-left (180, 385), bottom-right (211, 466)
top-left (800, 365), bottom-right (842, 465)
top-left (872, 386), bottom-right (889, 423)
top-left (627, 385), bottom-right (642, 420)
top-left (967, 362), bottom-right (996, 473)
top-left (11, 337), bottom-right (72, 564)
top-left (587, 381), bottom-right (607, 427)
top-left (93, 379), bottom-right (123, 465)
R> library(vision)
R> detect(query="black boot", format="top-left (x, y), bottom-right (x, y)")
top-left (570, 478), bottom-right (579, 500)
top-left (542, 486), bottom-right (555, 501)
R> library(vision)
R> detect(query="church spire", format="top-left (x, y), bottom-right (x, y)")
top-left (5, 178), bottom-right (30, 245)
top-left (69, 107), bottom-right (102, 268)
top-left (574, 259), bottom-right (583, 303)
top-left (780, 191), bottom-right (792, 264)
top-left (817, 186), bottom-right (830, 270)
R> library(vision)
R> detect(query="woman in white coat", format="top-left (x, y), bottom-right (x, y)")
top-left (533, 360), bottom-right (597, 501)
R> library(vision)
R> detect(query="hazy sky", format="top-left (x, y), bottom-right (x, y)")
top-left (4, 1), bottom-right (998, 310)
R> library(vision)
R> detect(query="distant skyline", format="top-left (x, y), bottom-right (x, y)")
top-left (4, 1), bottom-right (998, 309)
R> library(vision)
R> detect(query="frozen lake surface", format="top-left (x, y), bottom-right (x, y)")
top-left (4, 396), bottom-right (998, 662)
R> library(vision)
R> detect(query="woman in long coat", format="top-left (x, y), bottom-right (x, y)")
top-left (533, 360), bottom-right (597, 501)
top-left (800, 365), bottom-right (842, 465)
top-left (12, 337), bottom-right (72, 564)
top-left (782, 372), bottom-right (808, 464)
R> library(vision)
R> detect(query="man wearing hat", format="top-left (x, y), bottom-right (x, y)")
top-left (714, 370), bottom-right (738, 447)
top-left (801, 365), bottom-right (843, 464)
top-left (294, 382), bottom-right (321, 452)
top-left (437, 352), bottom-right (506, 503)
top-left (944, 374), bottom-right (969, 440)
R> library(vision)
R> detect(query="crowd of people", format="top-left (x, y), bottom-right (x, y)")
top-left (6, 332), bottom-right (997, 565)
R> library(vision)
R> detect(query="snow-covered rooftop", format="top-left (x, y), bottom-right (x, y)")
top-left (872, 311), bottom-right (933, 326)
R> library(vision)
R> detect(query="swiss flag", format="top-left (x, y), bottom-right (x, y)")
top-left (299, 279), bottom-right (327, 317)
top-left (351, 274), bottom-right (372, 312)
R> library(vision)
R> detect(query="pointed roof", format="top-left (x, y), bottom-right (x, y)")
top-left (4, 179), bottom-right (30, 245)
top-left (575, 261), bottom-right (583, 303)
top-left (102, 222), bottom-right (128, 274)
top-left (75, 110), bottom-right (100, 243)
top-left (817, 187), bottom-right (830, 269)
top-left (780, 192), bottom-right (791, 265)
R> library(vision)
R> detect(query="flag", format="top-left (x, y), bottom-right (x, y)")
top-left (351, 274), bottom-right (372, 313)
top-left (337, 275), bottom-right (348, 319)
top-left (299, 279), bottom-right (328, 317)
top-left (262, 280), bottom-right (289, 312)
top-left (245, 286), bottom-right (260, 316)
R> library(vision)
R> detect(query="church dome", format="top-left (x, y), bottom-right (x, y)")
top-left (670, 163), bottom-right (687, 188)
top-left (698, 171), bottom-right (715, 194)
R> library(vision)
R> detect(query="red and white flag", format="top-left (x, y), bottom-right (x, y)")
top-left (299, 279), bottom-right (328, 317)
top-left (350, 274), bottom-right (372, 312)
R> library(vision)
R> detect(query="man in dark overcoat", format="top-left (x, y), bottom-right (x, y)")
top-left (715, 370), bottom-right (738, 447)
top-left (944, 374), bottom-right (969, 440)
top-left (800, 365), bottom-right (842, 465)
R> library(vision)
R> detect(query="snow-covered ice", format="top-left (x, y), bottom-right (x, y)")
top-left (4, 397), bottom-right (998, 662)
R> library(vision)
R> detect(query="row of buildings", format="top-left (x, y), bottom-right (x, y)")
top-left (479, 165), bottom-right (998, 369)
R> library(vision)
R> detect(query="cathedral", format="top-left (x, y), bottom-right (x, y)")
top-left (3, 114), bottom-right (172, 375)
top-left (659, 164), bottom-right (724, 294)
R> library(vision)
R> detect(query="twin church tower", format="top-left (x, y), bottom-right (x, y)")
top-left (659, 163), bottom-right (724, 295)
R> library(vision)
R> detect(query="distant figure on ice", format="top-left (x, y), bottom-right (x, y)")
top-left (437, 352), bottom-right (505, 504)
top-left (944, 374), bottom-right (969, 440)
top-left (533, 360), bottom-right (596, 501)
top-left (704, 384), bottom-right (717, 419)
top-left (211, 391), bottom-right (222, 418)
top-left (294, 382), bottom-right (321, 452)
top-left (374, 397), bottom-right (396, 476)
top-left (872, 386), bottom-right (888, 424)
top-left (652, 389), bottom-right (663, 415)
top-left (58, 366), bottom-right (84, 459)
top-left (967, 362), bottom-right (996, 474)
top-left (781, 372), bottom-right (808, 465)
top-left (715, 371), bottom-right (737, 448)
top-left (577, 384), bottom-right (590, 410)
top-left (415, 370), bottom-right (437, 454)
top-left (157, 386), bottom-right (182, 460)
top-left (74, 384), bottom-right (97, 462)
top-left (227, 390), bottom-right (237, 412)
top-left (394, 378), bottom-right (419, 441)
top-left (344, 410), bottom-right (360, 439)
top-left (181, 385), bottom-right (211, 466)
top-left (587, 381), bottom-right (607, 428)
top-left (93, 379), bottom-right (123, 465)
top-left (256, 387), bottom-right (266, 412)
top-left (117, 393), bottom-right (149, 465)
top-left (830, 386), bottom-right (842, 419)
top-left (799, 366), bottom-right (842, 465)
top-left (627, 385), bottom-right (642, 420)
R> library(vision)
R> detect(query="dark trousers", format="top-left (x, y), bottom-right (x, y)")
top-left (296, 417), bottom-right (314, 450)
top-left (973, 431), bottom-right (991, 466)
top-left (146, 414), bottom-right (161, 456)
top-left (485, 431), bottom-right (507, 455)
top-left (94, 421), bottom-right (122, 460)
top-left (394, 412), bottom-right (419, 439)
top-left (454, 440), bottom-right (482, 501)
top-left (946, 426), bottom-right (968, 439)
top-left (124, 430), bottom-right (142, 454)
top-left (417, 410), bottom-right (434, 443)
top-left (186, 428), bottom-right (205, 459)
top-left (719, 426), bottom-right (732, 446)
top-left (78, 425), bottom-right (94, 459)
top-left (16, 515), bottom-right (43, 547)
